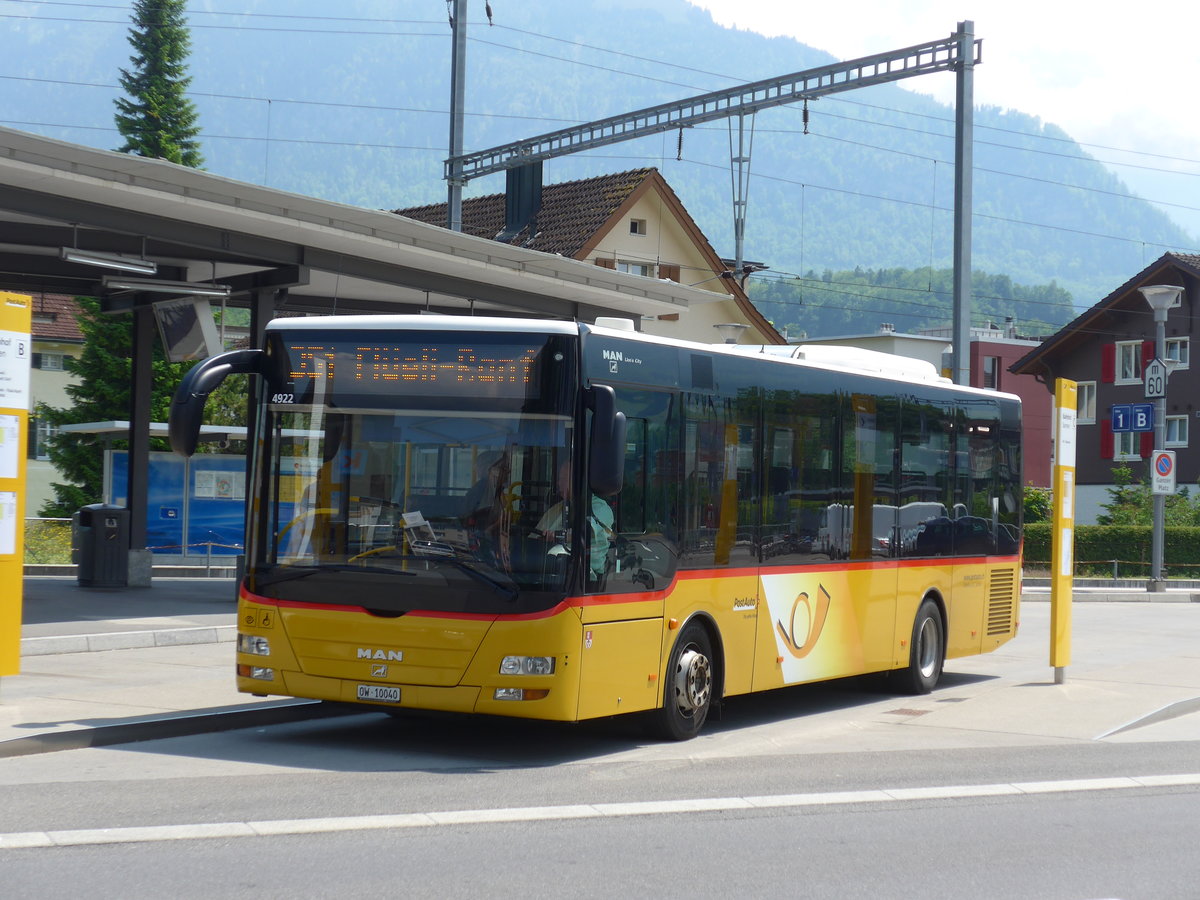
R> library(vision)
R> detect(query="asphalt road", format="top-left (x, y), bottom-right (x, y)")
top-left (0, 731), bottom-right (1197, 898)
top-left (3, 601), bottom-right (1199, 898)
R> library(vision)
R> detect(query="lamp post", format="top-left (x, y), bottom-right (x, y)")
top-left (1137, 284), bottom-right (1184, 591)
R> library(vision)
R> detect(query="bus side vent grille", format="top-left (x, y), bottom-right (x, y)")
top-left (987, 567), bottom-right (1016, 635)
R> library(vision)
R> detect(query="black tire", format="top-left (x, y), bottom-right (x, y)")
top-left (650, 622), bottom-right (714, 741)
top-left (897, 598), bottom-right (944, 695)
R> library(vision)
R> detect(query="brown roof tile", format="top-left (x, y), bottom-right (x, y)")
top-left (1010, 252), bottom-right (1200, 376)
top-left (396, 168), bottom-right (659, 258)
top-left (30, 293), bottom-right (84, 343)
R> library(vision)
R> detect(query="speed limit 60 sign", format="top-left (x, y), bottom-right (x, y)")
top-left (1144, 358), bottom-right (1169, 398)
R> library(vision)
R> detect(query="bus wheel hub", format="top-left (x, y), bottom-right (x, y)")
top-left (674, 648), bottom-right (711, 713)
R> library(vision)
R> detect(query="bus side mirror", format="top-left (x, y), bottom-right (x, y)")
top-left (588, 384), bottom-right (626, 497)
top-left (169, 348), bottom-right (268, 457)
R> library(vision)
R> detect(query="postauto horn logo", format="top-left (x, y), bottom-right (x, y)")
top-left (774, 584), bottom-right (831, 659)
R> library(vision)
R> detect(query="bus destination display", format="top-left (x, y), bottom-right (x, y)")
top-left (283, 339), bottom-right (543, 399)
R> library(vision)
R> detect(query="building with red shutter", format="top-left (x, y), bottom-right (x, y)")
top-left (1010, 253), bottom-right (1200, 524)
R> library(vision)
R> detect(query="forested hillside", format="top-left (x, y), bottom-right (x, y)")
top-left (7, 0), bottom-right (1195, 334)
top-left (750, 266), bottom-right (1077, 339)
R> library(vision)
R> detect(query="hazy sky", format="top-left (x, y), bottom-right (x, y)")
top-left (689, 0), bottom-right (1200, 237)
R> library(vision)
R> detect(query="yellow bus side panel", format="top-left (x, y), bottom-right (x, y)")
top-left (574, 618), bottom-right (664, 718)
top-left (893, 564), bottom-right (951, 666)
top-left (466, 610), bottom-right (584, 720)
top-left (947, 563), bottom-right (986, 659)
top-left (753, 566), bottom-right (898, 691)
top-left (659, 573), bottom-right (760, 698)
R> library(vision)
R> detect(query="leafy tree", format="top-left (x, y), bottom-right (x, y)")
top-left (37, 298), bottom-right (191, 516)
top-left (113, 0), bottom-right (203, 166)
top-left (1097, 463), bottom-right (1200, 526)
top-left (1022, 483), bottom-right (1052, 523)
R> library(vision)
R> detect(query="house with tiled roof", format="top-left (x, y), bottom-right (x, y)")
top-left (397, 168), bottom-right (783, 345)
top-left (27, 294), bottom-right (85, 512)
top-left (1010, 252), bottom-right (1200, 523)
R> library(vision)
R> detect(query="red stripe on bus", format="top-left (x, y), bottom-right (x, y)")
top-left (241, 555), bottom-right (1020, 621)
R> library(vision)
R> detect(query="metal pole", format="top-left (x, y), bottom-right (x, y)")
top-left (1138, 284), bottom-right (1182, 590)
top-left (731, 113), bottom-right (751, 274)
top-left (446, 0), bottom-right (467, 231)
top-left (951, 20), bottom-right (974, 386)
top-left (1151, 310), bottom-right (1167, 590)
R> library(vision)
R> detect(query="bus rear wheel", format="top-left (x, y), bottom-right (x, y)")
top-left (651, 623), bottom-right (714, 741)
top-left (897, 598), bottom-right (944, 695)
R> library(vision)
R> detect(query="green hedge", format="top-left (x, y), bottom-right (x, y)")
top-left (1024, 523), bottom-right (1200, 577)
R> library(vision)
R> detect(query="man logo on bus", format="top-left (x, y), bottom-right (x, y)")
top-left (775, 584), bottom-right (831, 659)
top-left (357, 648), bottom-right (404, 662)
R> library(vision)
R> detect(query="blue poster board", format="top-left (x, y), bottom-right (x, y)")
top-left (110, 451), bottom-right (245, 556)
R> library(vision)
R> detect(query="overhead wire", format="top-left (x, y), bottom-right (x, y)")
top-left (4, 1), bottom-right (1198, 287)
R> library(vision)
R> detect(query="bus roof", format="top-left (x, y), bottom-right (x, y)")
top-left (265, 314), bottom-right (1019, 403)
top-left (265, 314), bottom-right (580, 336)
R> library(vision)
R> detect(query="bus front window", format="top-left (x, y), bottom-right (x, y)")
top-left (257, 406), bottom-right (576, 609)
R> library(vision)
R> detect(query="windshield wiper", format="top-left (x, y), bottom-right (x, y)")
top-left (256, 562), bottom-right (417, 586)
top-left (430, 556), bottom-right (518, 601)
top-left (258, 554), bottom-right (517, 600)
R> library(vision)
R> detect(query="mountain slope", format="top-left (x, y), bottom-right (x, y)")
top-left (5, 0), bottom-right (1194, 325)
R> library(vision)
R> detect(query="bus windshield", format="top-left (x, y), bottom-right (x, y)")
top-left (247, 329), bottom-right (580, 614)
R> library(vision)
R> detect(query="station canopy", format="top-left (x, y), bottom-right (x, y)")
top-left (0, 126), bottom-right (717, 321)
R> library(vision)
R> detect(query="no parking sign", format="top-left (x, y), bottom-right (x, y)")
top-left (1152, 450), bottom-right (1176, 495)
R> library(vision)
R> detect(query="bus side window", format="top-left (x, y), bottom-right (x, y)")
top-left (602, 390), bottom-right (679, 594)
top-left (900, 398), bottom-right (954, 559)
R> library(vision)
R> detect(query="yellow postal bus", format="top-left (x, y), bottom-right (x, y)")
top-left (170, 315), bottom-right (1021, 740)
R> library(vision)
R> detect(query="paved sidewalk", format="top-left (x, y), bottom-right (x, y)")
top-left (4, 577), bottom-right (338, 757)
top-left (2, 576), bottom-right (1199, 758)
top-left (20, 576), bottom-right (238, 656)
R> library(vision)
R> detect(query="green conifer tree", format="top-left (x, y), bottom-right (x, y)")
top-left (36, 2), bottom-right (212, 515)
top-left (37, 298), bottom-right (190, 516)
top-left (113, 0), bottom-right (203, 166)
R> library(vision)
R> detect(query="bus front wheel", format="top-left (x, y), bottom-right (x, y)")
top-left (651, 622), bottom-right (714, 741)
top-left (897, 598), bottom-right (944, 694)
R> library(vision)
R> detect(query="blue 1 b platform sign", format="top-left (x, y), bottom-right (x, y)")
top-left (1111, 403), bottom-right (1153, 433)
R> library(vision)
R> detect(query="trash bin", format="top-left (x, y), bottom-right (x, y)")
top-left (76, 504), bottom-right (130, 588)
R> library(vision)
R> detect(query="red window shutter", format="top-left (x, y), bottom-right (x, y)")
top-left (594, 257), bottom-right (615, 269)
top-left (1140, 430), bottom-right (1154, 458)
top-left (1100, 420), bottom-right (1114, 459)
top-left (659, 264), bottom-right (681, 282)
top-left (1100, 344), bottom-right (1115, 383)
top-left (1142, 340), bottom-right (1155, 373)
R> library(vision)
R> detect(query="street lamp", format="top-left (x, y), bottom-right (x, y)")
top-left (1137, 284), bottom-right (1184, 592)
top-left (713, 323), bottom-right (749, 344)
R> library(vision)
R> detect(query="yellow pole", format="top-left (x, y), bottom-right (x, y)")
top-left (1050, 379), bottom-right (1077, 683)
top-left (0, 292), bottom-right (32, 678)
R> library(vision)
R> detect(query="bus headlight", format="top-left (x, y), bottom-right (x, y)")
top-left (499, 655), bottom-right (555, 675)
top-left (238, 634), bottom-right (271, 656)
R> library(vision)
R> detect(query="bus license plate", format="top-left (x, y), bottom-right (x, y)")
top-left (357, 684), bottom-right (401, 703)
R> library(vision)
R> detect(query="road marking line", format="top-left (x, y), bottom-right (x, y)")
top-left (1, 773), bottom-right (1196, 850)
